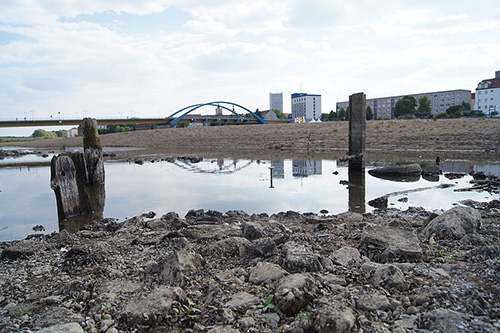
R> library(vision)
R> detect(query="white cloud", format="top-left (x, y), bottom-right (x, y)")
top-left (1, 0), bottom-right (500, 136)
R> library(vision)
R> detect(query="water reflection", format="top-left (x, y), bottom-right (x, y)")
top-left (348, 170), bottom-right (366, 214)
top-left (293, 160), bottom-right (322, 177)
top-left (1, 156), bottom-right (499, 242)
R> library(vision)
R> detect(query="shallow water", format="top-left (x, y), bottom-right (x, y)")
top-left (0, 154), bottom-right (498, 242)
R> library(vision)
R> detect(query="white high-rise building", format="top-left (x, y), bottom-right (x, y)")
top-left (269, 93), bottom-right (283, 113)
top-left (476, 70), bottom-right (500, 117)
top-left (291, 93), bottom-right (321, 122)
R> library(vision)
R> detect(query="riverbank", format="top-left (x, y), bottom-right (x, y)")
top-left (1, 203), bottom-right (499, 332)
top-left (2, 118), bottom-right (500, 161)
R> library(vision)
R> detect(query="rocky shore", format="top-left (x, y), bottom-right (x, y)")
top-left (1, 202), bottom-right (499, 332)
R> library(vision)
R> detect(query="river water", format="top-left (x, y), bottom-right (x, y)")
top-left (0, 151), bottom-right (499, 242)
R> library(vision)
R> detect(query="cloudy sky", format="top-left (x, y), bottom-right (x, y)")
top-left (1, 0), bottom-right (499, 135)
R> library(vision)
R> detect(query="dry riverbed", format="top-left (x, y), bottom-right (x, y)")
top-left (1, 118), bottom-right (500, 332)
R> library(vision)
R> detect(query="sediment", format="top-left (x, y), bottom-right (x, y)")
top-left (1, 203), bottom-right (499, 332)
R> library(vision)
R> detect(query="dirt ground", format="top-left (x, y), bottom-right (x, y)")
top-left (2, 118), bottom-right (500, 161)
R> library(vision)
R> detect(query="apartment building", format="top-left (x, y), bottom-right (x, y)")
top-left (291, 93), bottom-right (322, 122)
top-left (336, 89), bottom-right (471, 119)
top-left (269, 93), bottom-right (283, 113)
top-left (475, 71), bottom-right (500, 116)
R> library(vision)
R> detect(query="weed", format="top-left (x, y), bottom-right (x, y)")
top-left (167, 298), bottom-right (201, 322)
top-left (257, 294), bottom-right (275, 312)
top-left (296, 310), bottom-right (312, 321)
top-left (101, 302), bottom-right (112, 313)
top-left (59, 145), bottom-right (67, 151)
top-left (332, 128), bottom-right (338, 133)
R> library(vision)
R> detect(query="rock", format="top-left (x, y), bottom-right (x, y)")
top-left (283, 242), bottom-right (323, 272)
top-left (37, 322), bottom-right (85, 333)
top-left (369, 164), bottom-right (422, 176)
top-left (275, 273), bottom-right (318, 316)
top-left (207, 326), bottom-right (239, 333)
top-left (249, 237), bottom-right (278, 258)
top-left (418, 308), bottom-right (469, 332)
top-left (368, 195), bottom-right (389, 209)
top-left (248, 262), bottom-right (287, 284)
top-left (242, 222), bottom-right (263, 240)
top-left (357, 294), bottom-right (391, 312)
top-left (224, 291), bottom-right (260, 313)
top-left (330, 246), bottom-right (362, 267)
top-left (424, 206), bottom-right (481, 240)
top-left (161, 211), bottom-right (189, 229)
top-left (207, 237), bottom-right (251, 258)
top-left (140, 211), bottom-right (156, 218)
top-left (183, 224), bottom-right (241, 241)
top-left (121, 287), bottom-right (185, 326)
top-left (359, 225), bottom-right (422, 263)
top-left (157, 250), bottom-right (205, 285)
top-left (371, 264), bottom-right (408, 292)
top-left (314, 299), bottom-right (356, 333)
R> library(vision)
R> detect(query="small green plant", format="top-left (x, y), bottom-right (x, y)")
top-left (167, 298), bottom-right (201, 322)
top-left (296, 310), bottom-right (312, 321)
top-left (59, 145), bottom-right (67, 151)
top-left (332, 128), bottom-right (338, 133)
top-left (19, 310), bottom-right (28, 318)
top-left (101, 302), bottom-right (112, 313)
top-left (257, 294), bottom-right (275, 312)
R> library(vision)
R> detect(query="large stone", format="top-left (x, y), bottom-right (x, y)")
top-left (182, 224), bottom-right (241, 241)
top-left (330, 246), bottom-right (362, 267)
top-left (242, 222), bottom-right (263, 240)
top-left (371, 264), bottom-right (408, 292)
top-left (249, 237), bottom-right (278, 258)
top-left (424, 206), bottom-right (481, 240)
top-left (284, 242), bottom-right (323, 272)
top-left (158, 250), bottom-right (205, 284)
top-left (275, 273), bottom-right (319, 316)
top-left (207, 237), bottom-right (251, 258)
top-left (357, 294), bottom-right (391, 312)
top-left (418, 308), bottom-right (469, 332)
top-left (359, 225), bottom-right (422, 263)
top-left (224, 291), bottom-right (260, 313)
top-left (37, 322), bottom-right (85, 333)
top-left (121, 287), bottom-right (185, 326)
top-left (248, 262), bottom-right (287, 284)
top-left (314, 299), bottom-right (356, 333)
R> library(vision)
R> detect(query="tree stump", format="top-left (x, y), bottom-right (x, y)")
top-left (50, 118), bottom-right (105, 221)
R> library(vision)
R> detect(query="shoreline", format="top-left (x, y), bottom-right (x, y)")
top-left (1, 204), bottom-right (499, 331)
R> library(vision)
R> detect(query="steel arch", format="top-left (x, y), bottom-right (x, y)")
top-left (168, 101), bottom-right (267, 125)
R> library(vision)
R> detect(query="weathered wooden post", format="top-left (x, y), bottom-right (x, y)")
top-left (348, 92), bottom-right (366, 171)
top-left (347, 92), bottom-right (366, 213)
top-left (51, 118), bottom-right (105, 226)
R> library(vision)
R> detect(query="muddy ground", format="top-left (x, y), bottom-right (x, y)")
top-left (2, 118), bottom-right (500, 161)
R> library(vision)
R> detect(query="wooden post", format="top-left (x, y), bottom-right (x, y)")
top-left (348, 92), bottom-right (366, 171)
top-left (51, 118), bottom-right (105, 221)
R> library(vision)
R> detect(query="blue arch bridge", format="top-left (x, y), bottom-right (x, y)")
top-left (0, 101), bottom-right (289, 128)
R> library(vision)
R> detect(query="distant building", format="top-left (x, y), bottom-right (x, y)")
top-left (259, 110), bottom-right (280, 121)
top-left (475, 70), bottom-right (500, 116)
top-left (336, 89), bottom-right (471, 119)
top-left (67, 127), bottom-right (78, 138)
top-left (269, 93), bottom-right (283, 113)
top-left (215, 105), bottom-right (223, 116)
top-left (291, 93), bottom-right (322, 122)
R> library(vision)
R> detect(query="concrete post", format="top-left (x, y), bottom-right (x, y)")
top-left (348, 92), bottom-right (366, 171)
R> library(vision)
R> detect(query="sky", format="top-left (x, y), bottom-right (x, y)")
top-left (1, 0), bottom-right (500, 136)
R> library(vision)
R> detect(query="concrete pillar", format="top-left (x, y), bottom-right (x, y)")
top-left (348, 170), bottom-right (365, 214)
top-left (348, 92), bottom-right (366, 171)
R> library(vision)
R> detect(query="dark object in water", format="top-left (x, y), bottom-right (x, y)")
top-left (32, 225), bottom-right (45, 232)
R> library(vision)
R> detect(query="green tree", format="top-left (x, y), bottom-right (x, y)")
top-left (417, 96), bottom-right (432, 117)
top-left (366, 106), bottom-right (373, 120)
top-left (328, 110), bottom-right (337, 121)
top-left (446, 105), bottom-right (464, 118)
top-left (272, 109), bottom-right (286, 119)
top-left (461, 101), bottom-right (471, 111)
top-left (32, 129), bottom-right (57, 138)
top-left (395, 96), bottom-right (417, 118)
top-left (338, 108), bottom-right (347, 121)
